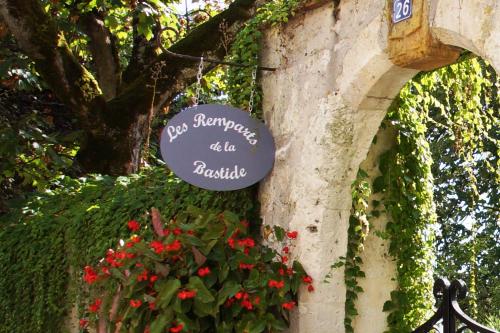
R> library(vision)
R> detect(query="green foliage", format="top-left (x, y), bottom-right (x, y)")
top-left (376, 89), bottom-right (437, 332)
top-left (423, 58), bottom-right (499, 321)
top-left (341, 169), bottom-right (371, 333)
top-left (226, 0), bottom-right (301, 116)
top-left (0, 167), bottom-right (257, 333)
top-left (377, 56), bottom-right (499, 331)
top-left (0, 89), bottom-right (79, 206)
top-left (81, 209), bottom-right (310, 332)
top-left (41, 0), bottom-right (185, 67)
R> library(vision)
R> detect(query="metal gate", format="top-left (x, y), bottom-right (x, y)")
top-left (412, 278), bottom-right (499, 333)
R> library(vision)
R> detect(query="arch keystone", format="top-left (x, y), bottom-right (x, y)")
top-left (388, 0), bottom-right (460, 70)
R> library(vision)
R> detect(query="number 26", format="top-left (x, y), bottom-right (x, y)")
top-left (395, 0), bottom-right (411, 20)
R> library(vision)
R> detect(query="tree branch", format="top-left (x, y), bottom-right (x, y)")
top-left (121, 11), bottom-right (159, 86)
top-left (0, 0), bottom-right (105, 129)
top-left (80, 11), bottom-right (121, 100)
top-left (111, 0), bottom-right (260, 114)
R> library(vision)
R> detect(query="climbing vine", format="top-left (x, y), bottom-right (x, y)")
top-left (226, 0), bottom-right (302, 116)
top-left (377, 94), bottom-right (437, 333)
top-left (378, 55), bottom-right (499, 332)
top-left (343, 169), bottom-right (371, 332)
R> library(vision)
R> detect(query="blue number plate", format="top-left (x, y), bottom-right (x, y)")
top-left (393, 0), bottom-right (412, 23)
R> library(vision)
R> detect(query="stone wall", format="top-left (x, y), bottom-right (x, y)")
top-left (259, 0), bottom-right (500, 332)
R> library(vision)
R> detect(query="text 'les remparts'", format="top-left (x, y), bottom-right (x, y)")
top-left (167, 113), bottom-right (258, 145)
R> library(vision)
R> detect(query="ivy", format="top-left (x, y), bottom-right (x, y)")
top-left (378, 95), bottom-right (437, 332)
top-left (226, 0), bottom-right (302, 117)
top-left (378, 56), bottom-right (499, 331)
top-left (343, 169), bottom-right (371, 332)
top-left (0, 167), bottom-right (257, 333)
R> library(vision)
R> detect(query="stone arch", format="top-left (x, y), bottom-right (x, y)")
top-left (259, 1), bottom-right (500, 332)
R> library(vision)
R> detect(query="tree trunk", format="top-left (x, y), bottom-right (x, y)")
top-left (76, 111), bottom-right (153, 175)
top-left (75, 84), bottom-right (156, 174)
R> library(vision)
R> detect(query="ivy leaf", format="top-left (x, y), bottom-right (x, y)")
top-left (372, 176), bottom-right (385, 194)
top-left (383, 300), bottom-right (395, 312)
top-left (273, 226), bottom-right (285, 241)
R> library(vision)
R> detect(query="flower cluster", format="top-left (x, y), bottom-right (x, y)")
top-left (79, 210), bottom-right (313, 332)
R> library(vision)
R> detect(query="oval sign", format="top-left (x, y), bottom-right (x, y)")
top-left (160, 104), bottom-right (275, 191)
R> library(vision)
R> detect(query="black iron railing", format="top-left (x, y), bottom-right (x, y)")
top-left (412, 278), bottom-right (499, 333)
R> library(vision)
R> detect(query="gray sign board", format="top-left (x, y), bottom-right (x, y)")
top-left (160, 104), bottom-right (275, 191)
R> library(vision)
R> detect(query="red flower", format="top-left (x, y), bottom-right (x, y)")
top-left (239, 263), bottom-right (255, 270)
top-left (101, 266), bottom-right (110, 275)
top-left (227, 237), bottom-right (235, 249)
top-left (83, 266), bottom-right (98, 284)
top-left (302, 276), bottom-right (313, 284)
top-left (131, 235), bottom-right (141, 243)
top-left (268, 279), bottom-right (285, 289)
top-left (308, 285), bottom-right (315, 292)
top-left (237, 238), bottom-right (255, 248)
top-left (173, 228), bottom-right (182, 235)
top-left (186, 230), bottom-right (195, 235)
top-left (79, 318), bottom-right (89, 328)
top-left (241, 299), bottom-right (253, 310)
top-left (130, 299), bottom-right (142, 308)
top-left (235, 291), bottom-right (248, 300)
top-left (282, 301), bottom-right (296, 310)
top-left (137, 270), bottom-right (148, 282)
top-left (162, 228), bottom-right (170, 237)
top-left (286, 231), bottom-right (298, 239)
top-left (282, 246), bottom-right (289, 254)
top-left (115, 251), bottom-right (126, 260)
top-left (149, 302), bottom-right (156, 310)
top-left (281, 256), bottom-right (288, 264)
top-left (105, 250), bottom-right (123, 268)
top-left (253, 296), bottom-right (260, 305)
top-left (287, 268), bottom-right (294, 276)
top-left (170, 324), bottom-right (184, 333)
top-left (150, 240), bottom-right (164, 254)
top-left (198, 267), bottom-right (210, 277)
top-left (88, 298), bottom-right (102, 313)
top-left (127, 220), bottom-right (140, 232)
top-left (177, 290), bottom-right (197, 300)
top-left (166, 239), bottom-right (182, 252)
top-left (278, 268), bottom-right (285, 276)
top-left (225, 297), bottom-right (235, 307)
top-left (149, 275), bottom-right (158, 283)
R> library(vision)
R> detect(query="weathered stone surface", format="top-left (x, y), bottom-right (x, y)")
top-left (388, 0), bottom-right (460, 70)
top-left (259, 0), bottom-right (500, 332)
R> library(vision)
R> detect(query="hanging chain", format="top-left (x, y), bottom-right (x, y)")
top-left (248, 66), bottom-right (258, 113)
top-left (193, 56), bottom-right (204, 106)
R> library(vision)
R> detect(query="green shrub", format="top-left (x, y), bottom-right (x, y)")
top-left (79, 209), bottom-right (311, 333)
top-left (0, 167), bottom-right (257, 333)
